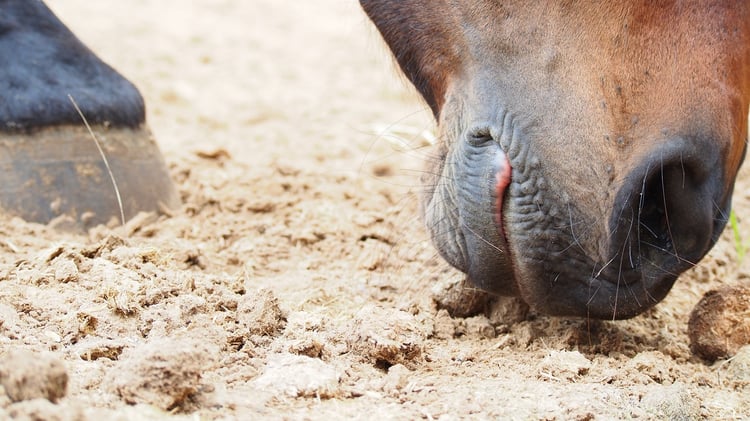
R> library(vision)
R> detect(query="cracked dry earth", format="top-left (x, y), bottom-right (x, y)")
top-left (1, 1), bottom-right (750, 420)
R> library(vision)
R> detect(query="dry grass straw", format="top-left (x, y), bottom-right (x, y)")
top-left (68, 94), bottom-right (125, 226)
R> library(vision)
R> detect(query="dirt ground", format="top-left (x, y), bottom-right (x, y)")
top-left (2, 0), bottom-right (750, 419)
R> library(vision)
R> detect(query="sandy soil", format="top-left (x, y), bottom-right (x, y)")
top-left (2, 0), bottom-right (750, 419)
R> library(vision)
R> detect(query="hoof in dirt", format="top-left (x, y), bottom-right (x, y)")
top-left (0, 0), bottom-right (179, 229)
top-left (0, 125), bottom-right (179, 229)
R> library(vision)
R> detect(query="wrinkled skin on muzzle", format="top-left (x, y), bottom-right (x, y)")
top-left (361, 1), bottom-right (750, 319)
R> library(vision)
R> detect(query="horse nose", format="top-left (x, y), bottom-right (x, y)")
top-left (611, 138), bottom-right (728, 281)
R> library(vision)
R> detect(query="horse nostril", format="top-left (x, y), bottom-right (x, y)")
top-left (637, 162), bottom-right (713, 267)
top-left (613, 139), bottom-right (727, 283)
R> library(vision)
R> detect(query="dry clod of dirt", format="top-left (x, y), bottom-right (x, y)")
top-left (0, 303), bottom-right (21, 338)
top-left (287, 336), bottom-right (325, 358)
top-left (51, 257), bottom-right (79, 283)
top-left (537, 350), bottom-right (592, 382)
top-left (688, 283), bottom-right (750, 361)
top-left (109, 337), bottom-right (218, 411)
top-left (456, 315), bottom-right (496, 339)
top-left (0, 349), bottom-right (68, 403)
top-left (93, 258), bottom-right (142, 316)
top-left (380, 364), bottom-right (412, 396)
top-left (625, 351), bottom-right (676, 384)
top-left (76, 338), bottom-right (126, 361)
top-left (280, 311), bottom-right (328, 358)
top-left (0, 386), bottom-right (9, 409)
top-left (236, 288), bottom-right (287, 337)
top-left (639, 382), bottom-right (701, 420)
top-left (121, 211), bottom-right (160, 236)
top-left (252, 353), bottom-right (342, 398)
top-left (432, 273), bottom-right (493, 318)
top-left (356, 238), bottom-right (392, 270)
top-left (4, 399), bottom-right (84, 421)
top-left (486, 296), bottom-right (531, 327)
top-left (347, 305), bottom-right (425, 368)
top-left (84, 404), bottom-right (195, 421)
top-left (509, 322), bottom-right (538, 349)
top-left (432, 309), bottom-right (456, 340)
top-left (720, 345), bottom-right (750, 388)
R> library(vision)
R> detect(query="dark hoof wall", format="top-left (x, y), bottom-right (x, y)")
top-left (0, 124), bottom-right (179, 229)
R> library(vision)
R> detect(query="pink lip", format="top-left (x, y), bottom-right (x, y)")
top-left (495, 149), bottom-right (512, 235)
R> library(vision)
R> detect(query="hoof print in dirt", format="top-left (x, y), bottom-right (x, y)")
top-left (688, 284), bottom-right (750, 361)
top-left (0, 349), bottom-right (68, 403)
top-left (253, 354), bottom-right (342, 399)
top-left (109, 337), bottom-right (217, 411)
top-left (347, 305), bottom-right (425, 369)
